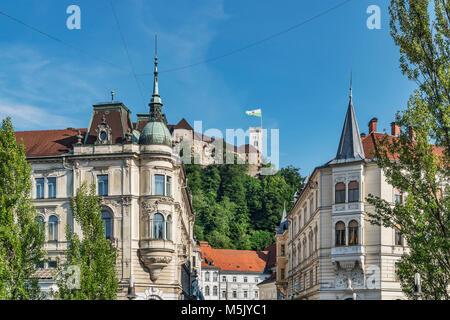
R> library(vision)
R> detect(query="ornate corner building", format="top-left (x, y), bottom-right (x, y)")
top-left (278, 86), bottom-right (443, 300)
top-left (15, 53), bottom-right (204, 300)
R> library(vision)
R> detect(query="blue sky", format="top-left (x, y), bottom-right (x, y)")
top-left (0, 0), bottom-right (417, 176)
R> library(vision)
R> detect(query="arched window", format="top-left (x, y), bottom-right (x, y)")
top-left (395, 225), bottom-right (403, 246)
top-left (205, 285), bottom-right (210, 296)
top-left (48, 215), bottom-right (58, 241)
top-left (101, 210), bottom-right (112, 239)
top-left (335, 221), bottom-right (345, 246)
top-left (348, 181), bottom-right (359, 202)
top-left (348, 220), bottom-right (359, 245)
top-left (152, 213), bottom-right (165, 239)
top-left (213, 272), bottom-right (218, 282)
top-left (335, 183), bottom-right (346, 203)
top-left (213, 286), bottom-right (218, 296)
top-left (166, 215), bottom-right (172, 240)
top-left (36, 216), bottom-right (45, 234)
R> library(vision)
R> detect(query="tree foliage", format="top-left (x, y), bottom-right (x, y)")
top-left (186, 164), bottom-right (304, 250)
top-left (55, 183), bottom-right (118, 300)
top-left (0, 117), bottom-right (45, 300)
top-left (366, 0), bottom-right (449, 300)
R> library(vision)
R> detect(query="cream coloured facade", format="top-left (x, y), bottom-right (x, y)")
top-left (21, 54), bottom-right (201, 300)
top-left (285, 89), bottom-right (409, 300)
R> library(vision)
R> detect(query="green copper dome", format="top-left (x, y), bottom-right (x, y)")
top-left (139, 121), bottom-right (172, 147)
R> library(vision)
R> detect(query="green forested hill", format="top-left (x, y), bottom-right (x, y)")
top-left (185, 163), bottom-right (304, 250)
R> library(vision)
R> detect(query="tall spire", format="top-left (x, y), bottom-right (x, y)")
top-left (331, 77), bottom-right (365, 164)
top-left (149, 34), bottom-right (163, 121)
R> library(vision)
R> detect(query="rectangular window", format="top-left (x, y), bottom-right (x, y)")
top-left (233, 276), bottom-right (237, 282)
top-left (281, 268), bottom-right (285, 280)
top-left (244, 291), bottom-right (248, 298)
top-left (36, 178), bottom-right (44, 199)
top-left (222, 276), bottom-right (226, 282)
top-left (281, 244), bottom-right (285, 256)
top-left (166, 176), bottom-right (172, 197)
top-left (222, 291), bottom-right (226, 298)
top-left (232, 291), bottom-right (237, 298)
top-left (47, 177), bottom-right (56, 198)
top-left (48, 261), bottom-right (57, 269)
top-left (97, 175), bottom-right (108, 196)
top-left (335, 190), bottom-right (345, 203)
top-left (395, 193), bottom-right (403, 204)
top-left (310, 270), bottom-right (313, 288)
top-left (154, 174), bottom-right (165, 195)
top-left (255, 291), bottom-right (258, 298)
top-left (244, 277), bottom-right (247, 283)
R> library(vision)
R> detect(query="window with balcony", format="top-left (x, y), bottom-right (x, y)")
top-left (36, 216), bottom-right (45, 235)
top-left (395, 226), bottom-right (403, 246)
top-left (348, 181), bottom-right (359, 202)
top-left (335, 221), bottom-right (346, 246)
top-left (154, 174), bottom-right (165, 195)
top-left (166, 176), bottom-right (172, 197)
top-left (48, 215), bottom-right (58, 241)
top-left (47, 177), bottom-right (56, 198)
top-left (97, 175), bottom-right (108, 196)
top-left (335, 182), bottom-right (346, 203)
top-left (151, 213), bottom-right (165, 239)
top-left (348, 220), bottom-right (359, 245)
top-left (101, 210), bottom-right (112, 239)
top-left (36, 178), bottom-right (44, 199)
top-left (166, 215), bottom-right (172, 240)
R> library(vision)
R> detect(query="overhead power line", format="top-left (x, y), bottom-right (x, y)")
top-left (138, 0), bottom-right (353, 75)
top-left (108, 0), bottom-right (147, 108)
top-left (0, 9), bottom-right (128, 73)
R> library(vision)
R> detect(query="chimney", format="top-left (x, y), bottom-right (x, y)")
top-left (360, 133), bottom-right (366, 139)
top-left (391, 122), bottom-right (400, 136)
top-left (368, 118), bottom-right (378, 134)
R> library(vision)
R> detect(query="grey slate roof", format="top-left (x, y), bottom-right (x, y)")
top-left (330, 91), bottom-right (365, 164)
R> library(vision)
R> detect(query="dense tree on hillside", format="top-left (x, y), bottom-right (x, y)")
top-left (0, 117), bottom-right (45, 299)
top-left (366, 0), bottom-right (449, 299)
top-left (186, 163), bottom-right (304, 250)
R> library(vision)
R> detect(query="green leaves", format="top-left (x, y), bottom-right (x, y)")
top-left (0, 117), bottom-right (45, 300)
top-left (55, 182), bottom-right (118, 300)
top-left (186, 164), bottom-right (304, 251)
top-left (366, 0), bottom-right (449, 300)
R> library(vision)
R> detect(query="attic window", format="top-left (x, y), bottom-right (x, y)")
top-left (236, 266), bottom-right (240, 268)
top-left (249, 266), bottom-right (253, 269)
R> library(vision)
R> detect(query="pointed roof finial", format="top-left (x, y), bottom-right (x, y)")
top-left (111, 90), bottom-right (115, 102)
top-left (149, 33), bottom-right (163, 121)
top-left (349, 69), bottom-right (353, 99)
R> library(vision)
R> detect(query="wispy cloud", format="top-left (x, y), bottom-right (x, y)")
top-left (0, 99), bottom-right (82, 130)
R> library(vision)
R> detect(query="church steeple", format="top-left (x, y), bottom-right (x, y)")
top-left (331, 78), bottom-right (365, 164)
top-left (281, 201), bottom-right (287, 223)
top-left (149, 34), bottom-right (163, 122)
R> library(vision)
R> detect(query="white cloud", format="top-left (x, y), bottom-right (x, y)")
top-left (0, 99), bottom-right (82, 130)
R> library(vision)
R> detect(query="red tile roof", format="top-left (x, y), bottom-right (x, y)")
top-left (361, 132), bottom-right (445, 161)
top-left (199, 242), bottom-right (268, 273)
top-left (15, 128), bottom-right (87, 157)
